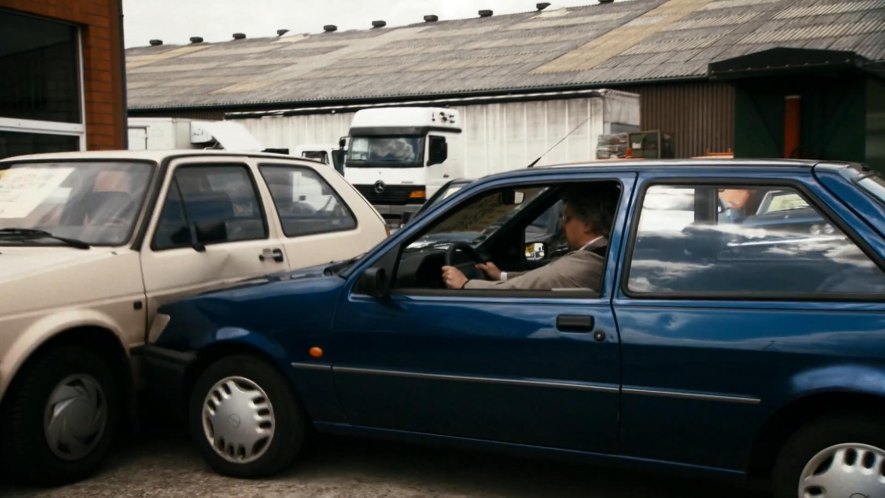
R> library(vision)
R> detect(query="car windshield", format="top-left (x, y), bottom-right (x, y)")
top-left (406, 187), bottom-right (547, 250)
top-left (415, 179), bottom-right (472, 218)
top-left (0, 161), bottom-right (153, 246)
top-left (857, 174), bottom-right (885, 204)
top-left (756, 190), bottom-right (810, 214)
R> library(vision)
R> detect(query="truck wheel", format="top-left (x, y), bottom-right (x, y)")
top-left (0, 346), bottom-right (121, 485)
top-left (189, 355), bottom-right (306, 478)
top-left (772, 413), bottom-right (885, 498)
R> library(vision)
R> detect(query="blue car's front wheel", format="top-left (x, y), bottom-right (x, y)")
top-left (772, 413), bottom-right (885, 498)
top-left (189, 354), bottom-right (306, 478)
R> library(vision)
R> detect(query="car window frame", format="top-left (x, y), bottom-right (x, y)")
top-left (149, 161), bottom-right (270, 252)
top-left (258, 162), bottom-right (359, 238)
top-left (379, 177), bottom-right (627, 300)
top-left (621, 177), bottom-right (885, 302)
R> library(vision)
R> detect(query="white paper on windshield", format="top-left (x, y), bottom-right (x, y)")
top-left (0, 167), bottom-right (74, 218)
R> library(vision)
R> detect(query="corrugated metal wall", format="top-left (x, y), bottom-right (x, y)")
top-left (622, 82), bottom-right (735, 158)
top-left (129, 82), bottom-right (734, 160)
top-left (234, 94), bottom-right (640, 177)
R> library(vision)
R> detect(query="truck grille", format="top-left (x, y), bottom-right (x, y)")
top-left (354, 184), bottom-right (424, 205)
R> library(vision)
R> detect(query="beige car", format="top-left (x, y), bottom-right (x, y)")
top-left (0, 149), bottom-right (387, 484)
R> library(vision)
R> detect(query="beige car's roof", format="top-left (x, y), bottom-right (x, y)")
top-left (0, 149), bottom-right (313, 164)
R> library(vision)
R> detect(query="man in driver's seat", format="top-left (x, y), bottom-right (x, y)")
top-left (442, 187), bottom-right (615, 292)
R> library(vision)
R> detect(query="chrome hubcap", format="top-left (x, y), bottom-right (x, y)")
top-left (202, 376), bottom-right (274, 463)
top-left (799, 443), bottom-right (885, 498)
top-left (43, 374), bottom-right (107, 461)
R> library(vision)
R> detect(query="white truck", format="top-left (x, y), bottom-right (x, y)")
top-left (343, 108), bottom-right (462, 225)
top-left (127, 117), bottom-right (267, 152)
top-left (293, 143), bottom-right (345, 175)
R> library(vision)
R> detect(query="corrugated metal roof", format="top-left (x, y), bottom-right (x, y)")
top-left (126, 0), bottom-right (885, 110)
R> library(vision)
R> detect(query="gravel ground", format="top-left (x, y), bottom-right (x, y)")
top-left (0, 419), bottom-right (772, 498)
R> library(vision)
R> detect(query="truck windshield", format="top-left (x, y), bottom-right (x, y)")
top-left (0, 161), bottom-right (153, 246)
top-left (347, 136), bottom-right (424, 167)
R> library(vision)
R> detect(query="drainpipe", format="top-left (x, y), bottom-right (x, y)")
top-left (784, 95), bottom-right (801, 158)
top-left (117, 0), bottom-right (129, 149)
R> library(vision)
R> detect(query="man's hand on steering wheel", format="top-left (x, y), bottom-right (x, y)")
top-left (441, 265), bottom-right (469, 289)
top-left (441, 261), bottom-right (502, 288)
top-left (475, 261), bottom-right (501, 280)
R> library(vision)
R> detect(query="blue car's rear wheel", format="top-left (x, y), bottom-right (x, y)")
top-left (189, 355), bottom-right (306, 478)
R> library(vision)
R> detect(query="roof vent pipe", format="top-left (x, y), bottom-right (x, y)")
top-left (149, 39), bottom-right (163, 46)
top-left (189, 36), bottom-right (203, 44)
top-left (536, 2), bottom-right (551, 10)
top-left (371, 20), bottom-right (386, 28)
top-left (478, 9), bottom-right (493, 17)
top-left (277, 29), bottom-right (289, 36)
top-left (323, 24), bottom-right (337, 32)
top-left (424, 14), bottom-right (438, 22)
top-left (232, 32), bottom-right (246, 40)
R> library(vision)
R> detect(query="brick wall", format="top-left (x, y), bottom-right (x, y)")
top-left (0, 0), bottom-right (125, 150)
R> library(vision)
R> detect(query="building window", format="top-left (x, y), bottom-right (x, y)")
top-left (0, 9), bottom-right (83, 158)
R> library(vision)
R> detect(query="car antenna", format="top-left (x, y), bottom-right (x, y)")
top-left (527, 115), bottom-right (592, 168)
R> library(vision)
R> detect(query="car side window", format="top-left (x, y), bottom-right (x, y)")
top-left (389, 181), bottom-right (619, 294)
top-left (152, 165), bottom-right (268, 250)
top-left (259, 164), bottom-right (356, 237)
top-left (627, 184), bottom-right (885, 297)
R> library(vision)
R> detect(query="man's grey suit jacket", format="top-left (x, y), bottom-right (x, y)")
top-left (463, 237), bottom-right (607, 292)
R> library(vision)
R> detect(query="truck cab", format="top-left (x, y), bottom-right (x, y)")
top-left (344, 107), bottom-right (462, 226)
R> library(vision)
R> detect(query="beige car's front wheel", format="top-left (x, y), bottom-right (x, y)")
top-left (0, 346), bottom-right (120, 485)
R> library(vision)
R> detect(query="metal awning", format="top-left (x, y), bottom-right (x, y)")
top-left (708, 48), bottom-right (877, 81)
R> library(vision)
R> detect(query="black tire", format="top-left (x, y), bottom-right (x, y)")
top-left (0, 346), bottom-right (121, 485)
top-left (189, 355), bottom-right (306, 478)
top-left (772, 413), bottom-right (885, 498)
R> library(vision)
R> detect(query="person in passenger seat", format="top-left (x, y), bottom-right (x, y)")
top-left (441, 187), bottom-right (616, 292)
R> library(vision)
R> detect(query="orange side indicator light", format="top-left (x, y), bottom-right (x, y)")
top-left (309, 346), bottom-right (324, 358)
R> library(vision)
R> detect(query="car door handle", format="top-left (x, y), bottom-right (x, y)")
top-left (259, 248), bottom-right (285, 263)
top-left (556, 315), bottom-right (594, 333)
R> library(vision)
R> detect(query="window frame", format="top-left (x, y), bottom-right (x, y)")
top-left (150, 162), bottom-right (269, 251)
top-left (621, 177), bottom-right (885, 302)
top-left (0, 12), bottom-right (86, 154)
top-left (384, 178), bottom-right (624, 299)
top-left (258, 163), bottom-right (359, 238)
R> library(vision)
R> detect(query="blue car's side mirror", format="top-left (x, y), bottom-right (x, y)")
top-left (358, 267), bottom-right (389, 298)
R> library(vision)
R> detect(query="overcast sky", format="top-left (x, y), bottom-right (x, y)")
top-left (122, 0), bottom-right (613, 48)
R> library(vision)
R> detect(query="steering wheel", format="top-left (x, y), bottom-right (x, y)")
top-left (445, 242), bottom-right (486, 280)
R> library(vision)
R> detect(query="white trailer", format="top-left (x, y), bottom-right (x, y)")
top-left (127, 117), bottom-right (266, 152)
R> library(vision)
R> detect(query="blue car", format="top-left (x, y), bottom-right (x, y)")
top-left (144, 160), bottom-right (885, 498)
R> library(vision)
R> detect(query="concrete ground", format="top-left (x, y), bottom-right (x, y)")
top-left (0, 416), bottom-right (772, 498)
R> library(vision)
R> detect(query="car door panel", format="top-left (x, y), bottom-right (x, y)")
top-left (331, 294), bottom-right (620, 452)
top-left (328, 173), bottom-right (636, 454)
top-left (614, 174), bottom-right (885, 471)
top-left (615, 302), bottom-right (885, 470)
top-left (140, 159), bottom-right (285, 337)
